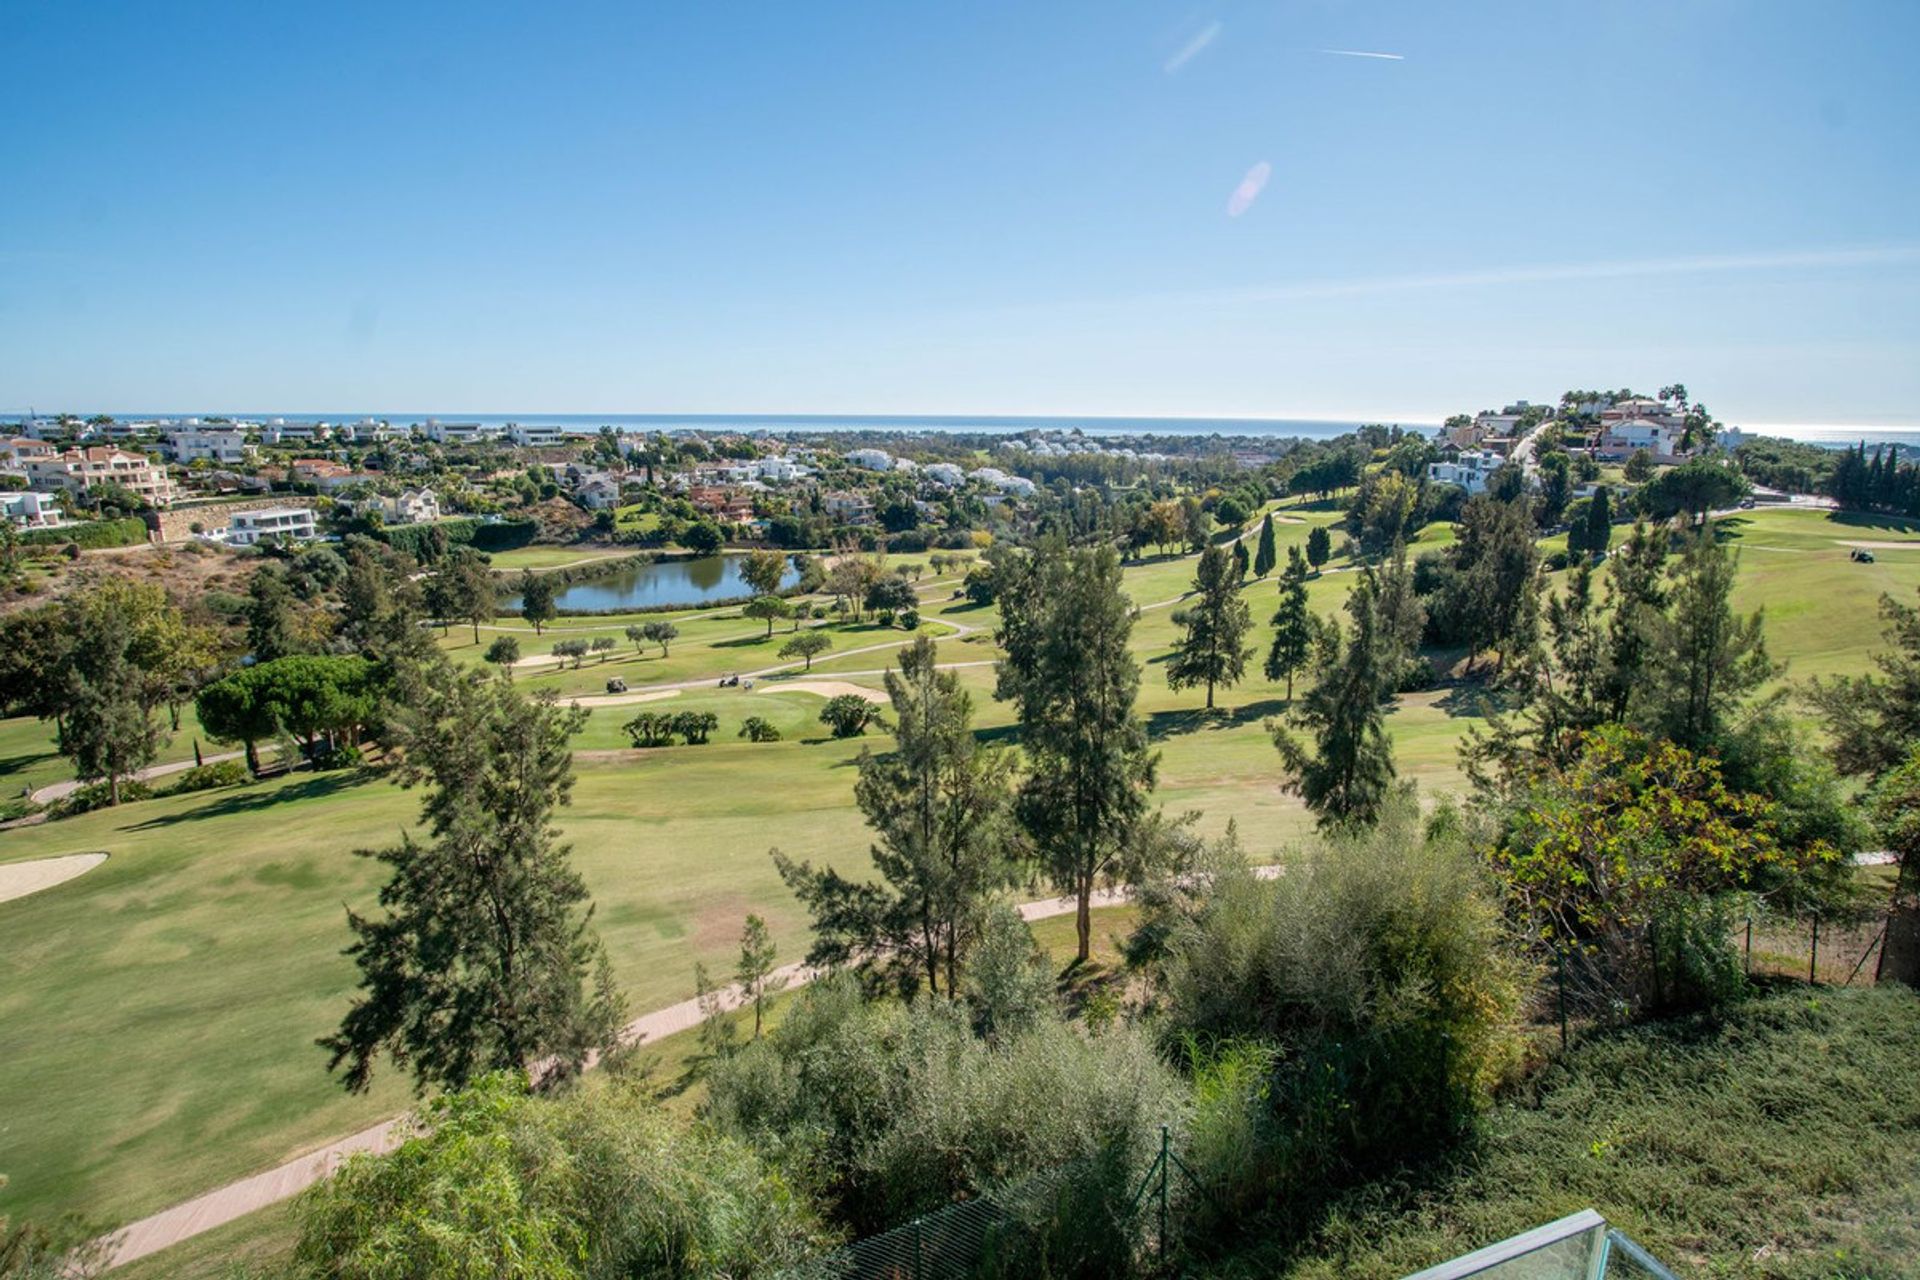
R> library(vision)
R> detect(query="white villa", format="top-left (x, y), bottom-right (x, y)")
top-left (424, 420), bottom-right (505, 444)
top-left (846, 447), bottom-right (893, 471)
top-left (507, 422), bottom-right (567, 447)
top-left (1427, 449), bottom-right (1505, 495)
top-left (0, 490), bottom-right (65, 529)
top-left (1597, 419), bottom-right (1683, 462)
top-left (229, 507), bottom-right (318, 546)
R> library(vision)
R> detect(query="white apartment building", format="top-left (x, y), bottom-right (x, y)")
top-left (506, 422), bottom-right (566, 447)
top-left (262, 420), bottom-right (334, 445)
top-left (168, 426), bottom-right (255, 464)
top-left (968, 466), bottom-right (1037, 497)
top-left (339, 419), bottom-right (401, 444)
top-left (846, 447), bottom-right (893, 471)
top-left (0, 491), bottom-right (64, 529)
top-left (228, 507), bottom-right (318, 546)
top-left (1427, 449), bottom-right (1505, 495)
top-left (25, 447), bottom-right (175, 507)
top-left (922, 462), bottom-right (966, 487)
top-left (424, 419), bottom-right (505, 444)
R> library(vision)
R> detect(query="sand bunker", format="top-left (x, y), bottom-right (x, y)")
top-left (569, 689), bottom-right (683, 709)
top-left (756, 680), bottom-right (887, 704)
top-left (0, 853), bottom-right (108, 905)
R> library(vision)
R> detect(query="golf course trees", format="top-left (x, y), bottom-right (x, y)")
top-left (741, 549), bottom-right (789, 599)
top-left (1306, 525), bottom-right (1331, 574)
top-left (744, 594), bottom-right (792, 637)
top-left (1166, 543), bottom-right (1252, 710)
top-left (1253, 513), bottom-right (1277, 578)
top-left (779, 629), bottom-right (832, 670)
top-left (246, 564), bottom-right (302, 662)
top-left (995, 542), bottom-right (1158, 964)
top-left (1264, 547), bottom-right (1313, 700)
top-left (196, 655), bottom-right (377, 771)
top-left (55, 579), bottom-right (207, 803)
top-left (321, 671), bottom-right (623, 1094)
top-left (819, 694), bottom-right (880, 738)
top-left (450, 548), bottom-right (497, 643)
top-left (641, 620), bottom-right (679, 656)
top-left (776, 636), bottom-right (1014, 996)
top-left (518, 569), bottom-right (557, 635)
top-left (1273, 574), bottom-right (1397, 832)
top-left (484, 635), bottom-right (520, 680)
top-left (734, 914), bottom-right (785, 1038)
top-left (1639, 458), bottom-right (1750, 527)
top-left (1635, 533), bottom-right (1776, 754)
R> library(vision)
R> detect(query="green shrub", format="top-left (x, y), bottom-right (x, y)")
top-left (48, 780), bottom-right (154, 819)
top-left (0, 796), bottom-right (42, 824)
top-left (705, 977), bottom-right (1183, 1244)
top-left (622, 711), bottom-right (676, 748)
top-left (168, 761), bottom-right (250, 794)
top-left (1155, 797), bottom-right (1527, 1200)
top-left (738, 716), bottom-right (782, 743)
top-left (819, 694), bottom-right (879, 738)
top-left (20, 516), bottom-right (147, 550)
top-left (313, 743), bottom-right (364, 772)
top-left (292, 1073), bottom-right (827, 1279)
top-left (672, 710), bottom-right (719, 745)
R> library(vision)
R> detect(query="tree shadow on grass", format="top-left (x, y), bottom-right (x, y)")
top-left (1145, 700), bottom-right (1291, 742)
top-left (713, 634), bottom-right (777, 649)
top-left (127, 771), bottom-right (371, 830)
top-left (1828, 509), bottom-right (1920, 534)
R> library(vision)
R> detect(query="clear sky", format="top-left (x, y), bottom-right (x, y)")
top-left (4, 1), bottom-right (1918, 428)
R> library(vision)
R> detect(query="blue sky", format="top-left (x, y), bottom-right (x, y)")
top-left (3, 1), bottom-right (1917, 427)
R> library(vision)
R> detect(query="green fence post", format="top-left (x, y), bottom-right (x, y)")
top-left (913, 1215), bottom-right (923, 1280)
top-left (1158, 1124), bottom-right (1170, 1269)
top-left (1809, 916), bottom-right (1819, 984)
top-left (1744, 912), bottom-right (1752, 977)
top-left (1556, 946), bottom-right (1568, 1051)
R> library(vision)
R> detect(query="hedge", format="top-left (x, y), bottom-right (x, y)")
top-left (380, 517), bottom-right (537, 558)
top-left (21, 516), bottom-right (149, 549)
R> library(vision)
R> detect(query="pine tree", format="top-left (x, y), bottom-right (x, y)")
top-left (321, 669), bottom-right (624, 1093)
top-left (1306, 525), bottom-right (1332, 574)
top-left (1265, 546), bottom-right (1313, 699)
top-left (518, 569), bottom-right (557, 635)
top-left (733, 914), bottom-right (785, 1039)
top-left (1253, 513), bottom-right (1277, 577)
top-left (1167, 544), bottom-right (1253, 710)
top-left (775, 635), bottom-right (1014, 994)
top-left (1272, 576), bottom-right (1397, 830)
top-left (1635, 532), bottom-right (1778, 752)
top-left (995, 543), bottom-right (1159, 963)
top-left (1231, 538), bottom-right (1250, 582)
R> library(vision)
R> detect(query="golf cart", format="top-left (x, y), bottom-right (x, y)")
top-left (1851, 548), bottom-right (1876, 564)
top-left (605, 677), bottom-right (627, 693)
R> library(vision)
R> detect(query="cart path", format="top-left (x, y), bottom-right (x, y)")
top-left (98, 867), bottom-right (1279, 1270)
top-left (28, 751), bottom-right (248, 806)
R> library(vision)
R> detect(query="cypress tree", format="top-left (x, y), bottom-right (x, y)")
top-left (1586, 485), bottom-right (1612, 558)
top-left (1265, 546), bottom-right (1313, 699)
top-left (1253, 513), bottom-right (1278, 578)
top-left (1167, 544), bottom-right (1254, 709)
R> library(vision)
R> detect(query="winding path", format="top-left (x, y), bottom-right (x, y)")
top-left (28, 752), bottom-right (247, 806)
top-left (98, 870), bottom-right (1277, 1270)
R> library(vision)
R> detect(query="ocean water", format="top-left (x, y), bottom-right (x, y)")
top-left (143, 412), bottom-right (1405, 441)
top-left (110, 411), bottom-right (1920, 447)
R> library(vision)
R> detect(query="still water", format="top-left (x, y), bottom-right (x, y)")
top-left (504, 554), bottom-right (799, 613)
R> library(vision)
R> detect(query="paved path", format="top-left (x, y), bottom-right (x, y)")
top-left (28, 751), bottom-right (247, 806)
top-left (97, 868), bottom-right (1275, 1270)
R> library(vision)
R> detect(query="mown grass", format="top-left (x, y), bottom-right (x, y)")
top-left (1204, 984), bottom-right (1920, 1280)
top-left (3, 505), bottom-right (1916, 1236)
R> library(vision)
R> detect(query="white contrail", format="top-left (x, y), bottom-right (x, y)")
top-left (1165, 21), bottom-right (1221, 73)
top-left (1318, 48), bottom-right (1404, 60)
